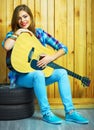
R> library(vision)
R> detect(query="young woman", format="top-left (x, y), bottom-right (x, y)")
top-left (2, 4), bottom-right (89, 124)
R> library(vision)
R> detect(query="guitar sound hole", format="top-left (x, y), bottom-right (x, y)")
top-left (30, 59), bottom-right (44, 70)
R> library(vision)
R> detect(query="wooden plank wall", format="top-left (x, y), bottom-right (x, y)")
top-left (0, 0), bottom-right (94, 108)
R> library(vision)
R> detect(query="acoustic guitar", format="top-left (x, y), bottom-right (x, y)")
top-left (11, 33), bottom-right (91, 87)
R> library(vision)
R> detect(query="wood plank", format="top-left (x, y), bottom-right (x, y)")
top-left (14, 0), bottom-right (21, 6)
top-left (28, 0), bottom-right (35, 20)
top-left (47, 0), bottom-right (55, 98)
top-left (6, 0), bottom-right (14, 32)
top-left (34, 0), bottom-right (41, 28)
top-left (86, 0), bottom-right (92, 98)
top-left (47, 0), bottom-right (55, 35)
top-left (40, 0), bottom-right (47, 31)
top-left (79, 0), bottom-right (87, 97)
top-left (74, 0), bottom-right (80, 97)
top-left (91, 0), bottom-right (94, 98)
top-left (0, 0), bottom-right (7, 83)
top-left (6, 0), bottom-right (14, 82)
top-left (54, 0), bottom-right (67, 98)
top-left (66, 0), bottom-right (74, 93)
top-left (20, 0), bottom-right (27, 5)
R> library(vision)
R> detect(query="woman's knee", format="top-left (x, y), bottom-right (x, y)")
top-left (33, 70), bottom-right (45, 78)
top-left (55, 69), bottom-right (68, 77)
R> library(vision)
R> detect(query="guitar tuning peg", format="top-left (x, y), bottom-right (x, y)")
top-left (81, 82), bottom-right (86, 88)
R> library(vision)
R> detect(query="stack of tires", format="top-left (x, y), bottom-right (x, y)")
top-left (0, 84), bottom-right (35, 120)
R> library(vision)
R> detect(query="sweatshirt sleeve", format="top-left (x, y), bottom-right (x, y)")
top-left (36, 28), bottom-right (68, 54)
top-left (2, 31), bottom-right (13, 47)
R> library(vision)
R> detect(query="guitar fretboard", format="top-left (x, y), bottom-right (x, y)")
top-left (48, 62), bottom-right (82, 80)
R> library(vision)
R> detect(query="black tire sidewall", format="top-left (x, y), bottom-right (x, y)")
top-left (0, 102), bottom-right (35, 120)
top-left (0, 84), bottom-right (34, 105)
top-left (0, 84), bottom-right (35, 120)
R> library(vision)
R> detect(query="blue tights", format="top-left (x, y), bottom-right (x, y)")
top-left (15, 69), bottom-right (75, 115)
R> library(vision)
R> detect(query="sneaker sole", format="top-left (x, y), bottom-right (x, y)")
top-left (65, 119), bottom-right (89, 124)
top-left (42, 118), bottom-right (63, 124)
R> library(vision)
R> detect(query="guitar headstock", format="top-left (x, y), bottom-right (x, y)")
top-left (81, 77), bottom-right (91, 87)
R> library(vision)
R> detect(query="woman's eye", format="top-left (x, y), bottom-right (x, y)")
top-left (17, 15), bottom-right (28, 21)
top-left (23, 15), bottom-right (28, 18)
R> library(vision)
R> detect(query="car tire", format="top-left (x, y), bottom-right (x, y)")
top-left (0, 84), bottom-right (34, 105)
top-left (0, 84), bottom-right (35, 120)
top-left (0, 102), bottom-right (34, 120)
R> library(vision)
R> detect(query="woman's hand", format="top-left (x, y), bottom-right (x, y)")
top-left (4, 29), bottom-right (33, 51)
top-left (37, 49), bottom-right (65, 68)
top-left (14, 28), bottom-right (33, 36)
top-left (37, 55), bottom-right (53, 68)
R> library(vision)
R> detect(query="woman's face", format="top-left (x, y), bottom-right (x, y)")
top-left (17, 10), bottom-right (31, 29)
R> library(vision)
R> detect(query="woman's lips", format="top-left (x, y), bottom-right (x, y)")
top-left (20, 22), bottom-right (27, 27)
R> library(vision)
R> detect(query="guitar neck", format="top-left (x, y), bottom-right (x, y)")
top-left (48, 62), bottom-right (82, 80)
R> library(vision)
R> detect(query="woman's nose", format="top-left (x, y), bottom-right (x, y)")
top-left (21, 17), bottom-right (25, 22)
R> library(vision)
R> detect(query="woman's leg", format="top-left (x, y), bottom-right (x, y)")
top-left (45, 69), bottom-right (89, 124)
top-left (15, 70), bottom-right (63, 124)
top-left (16, 70), bottom-right (51, 115)
top-left (45, 69), bottom-right (75, 113)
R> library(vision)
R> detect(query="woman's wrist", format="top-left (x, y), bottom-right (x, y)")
top-left (10, 34), bottom-right (18, 40)
top-left (14, 30), bottom-right (21, 36)
top-left (14, 33), bottom-right (19, 37)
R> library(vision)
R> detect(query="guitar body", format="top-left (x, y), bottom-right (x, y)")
top-left (11, 33), bottom-right (55, 77)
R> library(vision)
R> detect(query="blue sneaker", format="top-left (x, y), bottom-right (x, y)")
top-left (65, 111), bottom-right (89, 124)
top-left (43, 112), bottom-right (63, 124)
